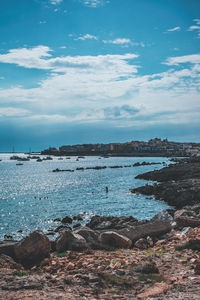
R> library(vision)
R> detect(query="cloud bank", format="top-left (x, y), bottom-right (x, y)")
top-left (0, 46), bottom-right (199, 133)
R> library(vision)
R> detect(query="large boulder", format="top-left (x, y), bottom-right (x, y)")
top-left (56, 228), bottom-right (88, 252)
top-left (174, 208), bottom-right (200, 228)
top-left (74, 226), bottom-right (100, 249)
top-left (14, 231), bottom-right (50, 268)
top-left (99, 231), bottom-right (132, 249)
top-left (118, 220), bottom-right (172, 242)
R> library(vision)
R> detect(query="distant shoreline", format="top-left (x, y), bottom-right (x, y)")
top-left (0, 151), bottom-right (186, 157)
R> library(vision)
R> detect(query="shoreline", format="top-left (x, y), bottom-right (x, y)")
top-left (0, 156), bottom-right (200, 298)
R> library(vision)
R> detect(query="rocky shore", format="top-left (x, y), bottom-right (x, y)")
top-left (0, 204), bottom-right (200, 299)
top-left (0, 156), bottom-right (200, 299)
top-left (131, 156), bottom-right (200, 209)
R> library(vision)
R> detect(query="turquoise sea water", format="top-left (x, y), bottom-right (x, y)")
top-left (0, 154), bottom-right (171, 240)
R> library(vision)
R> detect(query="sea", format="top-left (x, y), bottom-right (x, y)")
top-left (0, 154), bottom-right (172, 240)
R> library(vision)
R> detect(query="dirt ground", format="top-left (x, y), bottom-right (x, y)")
top-left (0, 227), bottom-right (200, 299)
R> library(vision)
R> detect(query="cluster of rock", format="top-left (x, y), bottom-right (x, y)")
top-left (9, 155), bottom-right (53, 163)
top-left (1, 204), bottom-right (199, 269)
top-left (52, 161), bottom-right (162, 173)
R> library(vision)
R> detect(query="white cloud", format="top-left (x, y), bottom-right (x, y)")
top-left (193, 19), bottom-right (200, 25)
top-left (76, 34), bottom-right (98, 41)
top-left (81, 0), bottom-right (103, 7)
top-left (0, 46), bottom-right (138, 74)
top-left (50, 0), bottom-right (62, 5)
top-left (167, 26), bottom-right (181, 32)
top-left (0, 46), bottom-right (52, 69)
top-left (0, 107), bottom-right (30, 117)
top-left (164, 54), bottom-right (200, 65)
top-left (188, 19), bottom-right (200, 38)
top-left (102, 38), bottom-right (145, 47)
top-left (28, 114), bottom-right (70, 123)
top-left (188, 25), bottom-right (200, 31)
top-left (103, 38), bottom-right (131, 45)
top-left (0, 47), bottom-right (199, 128)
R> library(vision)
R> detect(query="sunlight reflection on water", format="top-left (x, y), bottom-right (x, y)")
top-left (0, 154), bottom-right (171, 240)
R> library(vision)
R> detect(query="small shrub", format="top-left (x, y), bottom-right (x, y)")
top-left (54, 252), bottom-right (66, 257)
top-left (12, 270), bottom-right (28, 276)
top-left (102, 273), bottom-right (135, 286)
top-left (34, 285), bottom-right (43, 290)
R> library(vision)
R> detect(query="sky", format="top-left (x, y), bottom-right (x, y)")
top-left (0, 0), bottom-right (200, 152)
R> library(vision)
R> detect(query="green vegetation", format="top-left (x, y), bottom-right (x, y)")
top-left (143, 248), bottom-right (169, 256)
top-left (138, 274), bottom-right (164, 282)
top-left (102, 273), bottom-right (136, 286)
top-left (34, 285), bottom-right (43, 290)
top-left (156, 249), bottom-right (169, 255)
top-left (54, 252), bottom-right (67, 257)
top-left (12, 270), bottom-right (28, 276)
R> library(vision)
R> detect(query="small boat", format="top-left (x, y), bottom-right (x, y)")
top-left (16, 163), bottom-right (23, 166)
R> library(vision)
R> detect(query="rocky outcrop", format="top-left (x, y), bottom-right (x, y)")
top-left (132, 157), bottom-right (200, 209)
top-left (131, 179), bottom-right (200, 209)
top-left (14, 231), bottom-right (50, 268)
top-left (133, 161), bottom-right (161, 167)
top-left (135, 159), bottom-right (200, 182)
top-left (56, 229), bottom-right (88, 252)
top-left (99, 231), bottom-right (132, 249)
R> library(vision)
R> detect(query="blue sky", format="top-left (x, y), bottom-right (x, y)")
top-left (0, 0), bottom-right (200, 151)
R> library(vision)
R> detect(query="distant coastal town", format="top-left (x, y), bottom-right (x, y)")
top-left (41, 138), bottom-right (200, 157)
